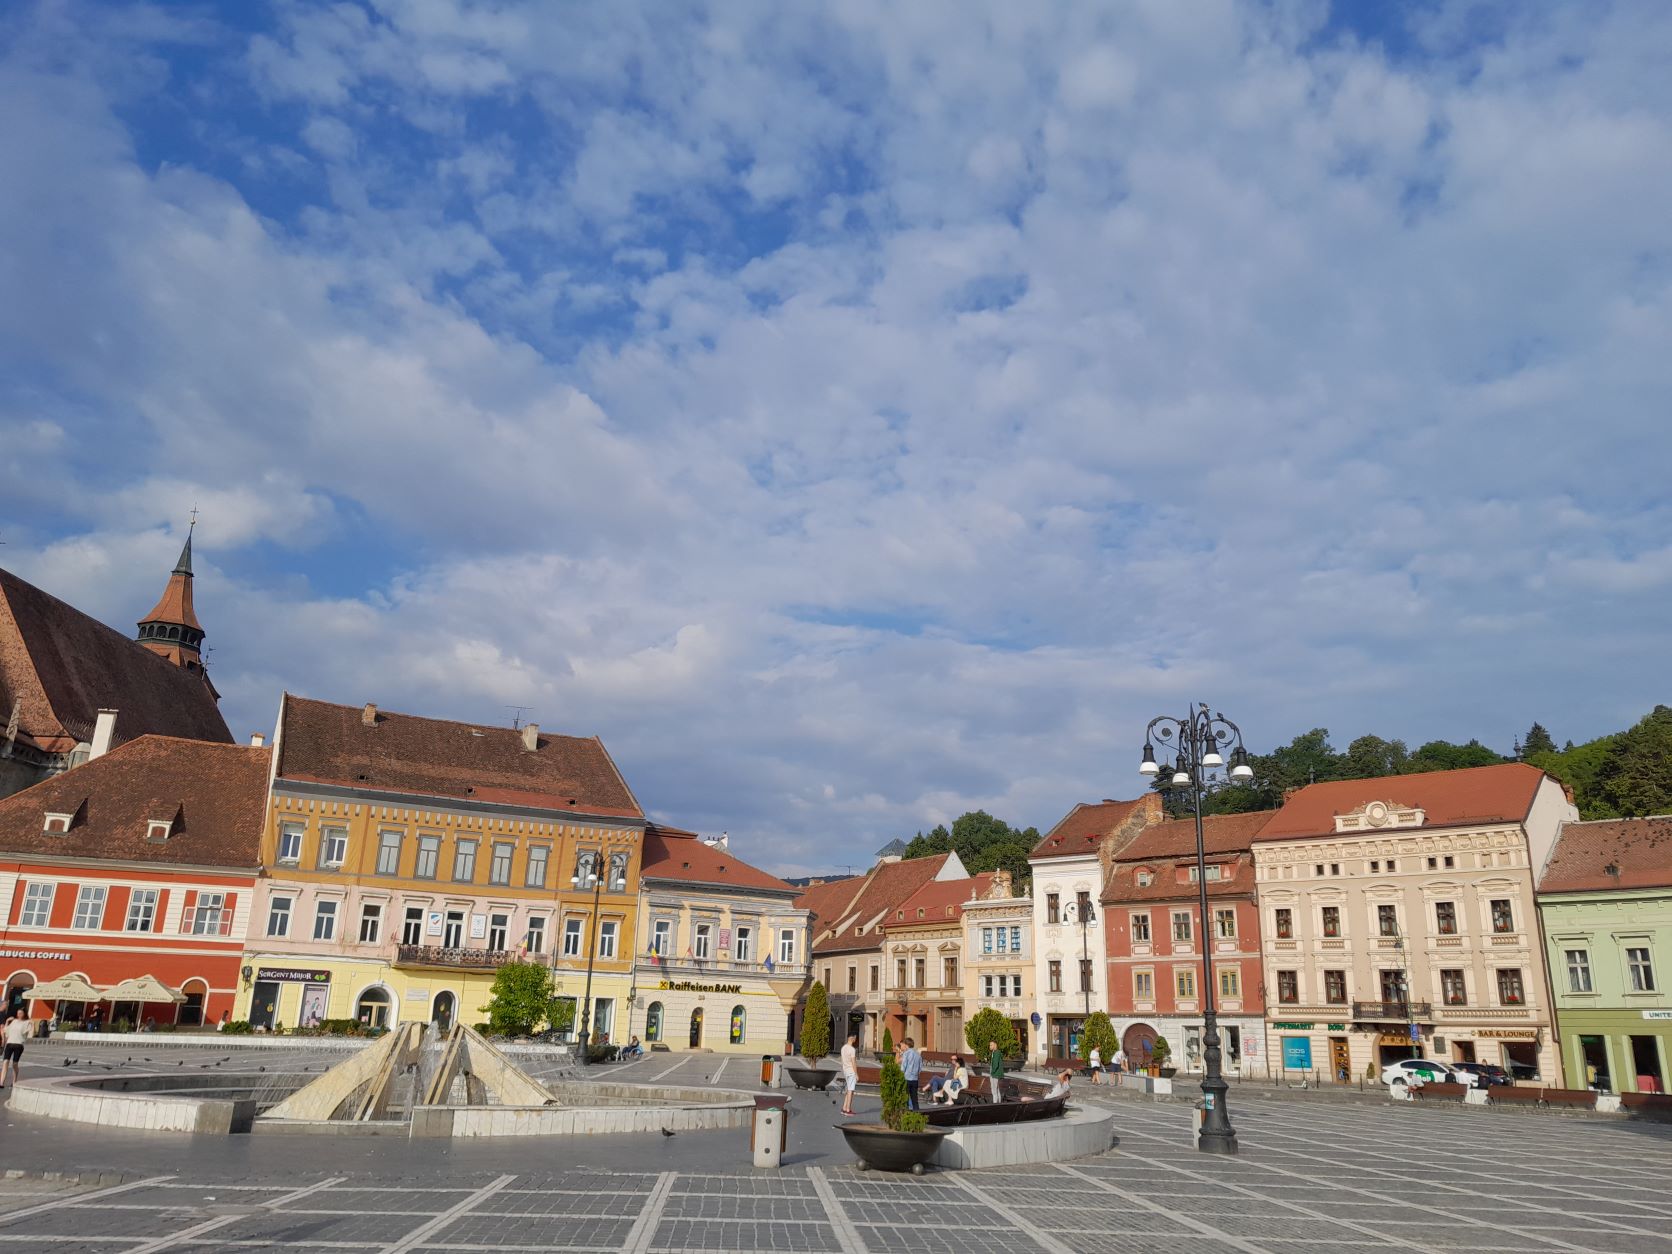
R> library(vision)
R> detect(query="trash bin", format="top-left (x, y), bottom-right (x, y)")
top-left (750, 1094), bottom-right (790, 1168)
top-left (760, 1054), bottom-right (781, 1087)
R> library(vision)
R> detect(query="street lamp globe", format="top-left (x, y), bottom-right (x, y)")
top-left (1139, 743), bottom-right (1160, 775)
top-left (1202, 747), bottom-right (1224, 768)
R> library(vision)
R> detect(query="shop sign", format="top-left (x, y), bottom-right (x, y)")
top-left (1326, 1023), bottom-right (1346, 1031)
top-left (657, 978), bottom-right (743, 995)
top-left (0, 948), bottom-right (72, 961)
top-left (258, 967), bottom-right (332, 984)
top-left (1644, 1010), bottom-right (1672, 1021)
top-left (427, 912), bottom-right (443, 936)
top-left (470, 914), bottom-right (486, 940)
top-left (1477, 1028), bottom-right (1537, 1040)
top-left (1282, 1036), bottom-right (1312, 1069)
top-left (1271, 1021), bottom-right (1313, 1030)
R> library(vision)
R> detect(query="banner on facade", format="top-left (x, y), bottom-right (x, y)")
top-left (257, 967), bottom-right (332, 984)
top-left (1281, 1036), bottom-right (1312, 1069)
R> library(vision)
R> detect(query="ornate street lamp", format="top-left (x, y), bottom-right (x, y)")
top-left (1139, 703), bottom-right (1255, 1155)
top-left (571, 848), bottom-right (627, 1068)
top-left (1061, 898), bottom-right (1097, 1024)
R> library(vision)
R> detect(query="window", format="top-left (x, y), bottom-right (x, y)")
top-left (1215, 908), bottom-right (1236, 940)
top-left (847, 965), bottom-right (857, 993)
top-left (126, 889), bottom-right (159, 932)
top-left (896, 958), bottom-right (907, 988)
top-left (1330, 863), bottom-right (1340, 875)
top-left (1441, 968), bottom-right (1467, 1006)
top-left (1491, 899), bottom-right (1515, 933)
top-left (278, 822), bottom-right (304, 864)
top-left (1274, 908), bottom-right (1292, 939)
top-left (694, 923), bottom-right (713, 959)
top-left (1444, 855), bottom-right (1454, 868)
top-left (415, 835), bottom-right (441, 879)
top-left (944, 957), bottom-right (958, 987)
top-left (1076, 890), bottom-right (1092, 918)
top-left (1426, 857), bottom-right (1436, 870)
top-left (1496, 968), bottom-right (1525, 1005)
top-left (319, 826), bottom-right (348, 868)
top-left (735, 926), bottom-right (753, 962)
top-left (1370, 860), bottom-right (1379, 872)
top-left (1134, 969), bottom-right (1153, 1000)
top-left (1218, 967), bottom-right (1239, 998)
top-left (1078, 958), bottom-right (1092, 993)
top-left (1386, 859), bottom-right (1397, 872)
top-left (1046, 893), bottom-right (1060, 924)
top-left (72, 885), bottom-right (106, 929)
top-left (1565, 948), bottom-right (1592, 993)
top-left (1048, 960), bottom-right (1062, 993)
top-left (1435, 901), bottom-right (1458, 935)
top-left (313, 900), bottom-right (338, 941)
top-left (777, 929), bottom-right (796, 964)
top-left (1277, 971), bottom-right (1299, 1004)
top-left (189, 893), bottom-right (226, 935)
top-left (1132, 912), bottom-right (1152, 942)
top-left (443, 911), bottom-right (464, 948)
top-left (982, 974), bottom-right (994, 998)
top-left (376, 829), bottom-right (402, 876)
top-left (1377, 904), bottom-right (1399, 937)
top-left (490, 843), bottom-right (514, 885)
top-left (1009, 925), bottom-right (1021, 952)
top-left (402, 907), bottom-right (424, 945)
top-left (1136, 870), bottom-right (1153, 887)
top-left (981, 927), bottom-right (993, 954)
top-left (563, 917), bottom-right (584, 957)
top-left (525, 844), bottom-right (549, 888)
top-left (644, 918), bottom-right (669, 956)
top-left (598, 920), bottom-right (618, 959)
top-left (359, 902), bottom-right (382, 944)
top-left (1314, 864), bottom-right (1324, 876)
top-left (1176, 968), bottom-right (1196, 999)
top-left (1322, 906), bottom-right (1341, 937)
top-left (1187, 864), bottom-right (1223, 881)
top-left (1172, 910), bottom-right (1193, 943)
top-left (730, 1005), bottom-right (746, 1045)
top-left (913, 956), bottom-right (926, 987)
top-left (645, 1001), bottom-right (663, 1043)
top-left (995, 927), bottom-right (1008, 954)
top-left (1627, 947), bottom-right (1657, 993)
top-left (608, 850), bottom-right (630, 890)
top-left (488, 912), bottom-right (509, 951)
top-left (1380, 969), bottom-right (1406, 1002)
top-left (525, 916), bottom-right (547, 954)
top-left (1324, 969), bottom-right (1347, 1004)
top-left (452, 839), bottom-right (477, 882)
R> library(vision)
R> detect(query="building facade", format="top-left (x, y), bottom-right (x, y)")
top-left (1253, 764), bottom-right (1575, 1085)
top-left (1029, 794), bottom-right (1160, 1061)
top-left (1102, 812), bottom-right (1272, 1076)
top-left (236, 696), bottom-right (645, 1039)
top-left (881, 873), bottom-right (991, 1052)
top-left (1538, 817), bottom-right (1672, 1093)
top-left (0, 735), bottom-right (267, 1027)
top-left (962, 871), bottom-right (1034, 1059)
top-left (634, 825), bottom-right (810, 1052)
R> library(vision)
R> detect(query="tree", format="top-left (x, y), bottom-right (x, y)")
top-left (1404, 739), bottom-right (1506, 773)
top-left (897, 812), bottom-right (1036, 894)
top-left (1148, 1035), bottom-right (1171, 1070)
top-left (879, 1054), bottom-right (911, 1131)
top-left (1343, 734), bottom-right (1410, 780)
top-left (881, 1025), bottom-right (894, 1055)
top-left (964, 1006), bottom-right (1018, 1058)
top-left (1520, 722), bottom-right (1557, 758)
top-left (1593, 705), bottom-right (1672, 818)
top-left (1079, 1011), bottom-right (1119, 1063)
top-left (801, 982), bottom-right (831, 1059)
top-left (482, 961), bottom-right (556, 1036)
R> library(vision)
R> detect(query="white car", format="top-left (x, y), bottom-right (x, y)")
top-left (1381, 1058), bottom-right (1456, 1087)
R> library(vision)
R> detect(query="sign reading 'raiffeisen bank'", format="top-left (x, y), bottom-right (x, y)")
top-left (657, 979), bottom-right (744, 995)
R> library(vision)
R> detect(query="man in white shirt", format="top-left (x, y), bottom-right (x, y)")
top-left (1112, 1047), bottom-right (1128, 1086)
top-left (1088, 1045), bottom-right (1103, 1085)
top-left (0, 1011), bottom-right (32, 1087)
top-left (839, 1032), bottom-right (859, 1116)
top-left (1045, 1069), bottom-right (1073, 1100)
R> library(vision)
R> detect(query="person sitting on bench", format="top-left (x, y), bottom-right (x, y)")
top-left (929, 1054), bottom-right (970, 1104)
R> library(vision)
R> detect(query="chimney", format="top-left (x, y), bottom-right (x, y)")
top-left (250, 732), bottom-right (266, 748)
top-left (362, 703), bottom-right (377, 727)
top-left (521, 722), bottom-right (540, 751)
top-left (89, 709), bottom-right (118, 761)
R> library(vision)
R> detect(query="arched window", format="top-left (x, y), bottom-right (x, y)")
top-left (178, 978), bottom-right (208, 1027)
top-left (729, 1004), bottom-right (746, 1045)
top-left (689, 1006), bottom-right (704, 1047)
top-left (645, 1001), bottom-right (663, 1043)
top-left (356, 986), bottom-right (393, 1029)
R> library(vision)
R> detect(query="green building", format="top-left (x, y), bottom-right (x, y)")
top-left (1538, 817), bottom-right (1672, 1093)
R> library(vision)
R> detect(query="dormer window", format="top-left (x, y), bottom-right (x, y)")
top-left (43, 812), bottom-right (74, 835)
top-left (146, 820), bottom-right (172, 841)
top-left (1136, 870), bottom-right (1153, 887)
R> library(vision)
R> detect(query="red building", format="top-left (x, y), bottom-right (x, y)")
top-left (0, 734), bottom-right (268, 1028)
top-left (1102, 811), bottom-right (1273, 1076)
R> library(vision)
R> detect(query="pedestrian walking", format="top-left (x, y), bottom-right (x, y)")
top-left (1112, 1046), bottom-right (1127, 1087)
top-left (1088, 1045), bottom-right (1103, 1085)
top-left (1, 1011), bottom-right (31, 1088)
top-left (900, 1037), bottom-right (923, 1110)
top-left (987, 1039), bottom-right (1006, 1104)
top-left (839, 1032), bottom-right (859, 1116)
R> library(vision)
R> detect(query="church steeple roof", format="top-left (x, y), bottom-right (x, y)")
top-left (137, 521), bottom-right (210, 689)
top-left (173, 532), bottom-right (193, 577)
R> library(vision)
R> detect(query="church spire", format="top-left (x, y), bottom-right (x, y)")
top-left (137, 517), bottom-right (211, 688)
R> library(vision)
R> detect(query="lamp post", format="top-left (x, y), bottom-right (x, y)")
top-left (571, 848), bottom-right (627, 1068)
top-left (1139, 703), bottom-right (1255, 1155)
top-left (1062, 898), bottom-right (1097, 1053)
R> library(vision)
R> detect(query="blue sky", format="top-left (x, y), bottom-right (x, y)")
top-left (3, 1), bottom-right (1670, 875)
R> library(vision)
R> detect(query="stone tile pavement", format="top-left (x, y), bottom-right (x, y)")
top-left (0, 1041), bottom-right (1668, 1252)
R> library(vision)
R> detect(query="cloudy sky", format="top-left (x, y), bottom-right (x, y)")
top-left (2, 1), bottom-right (1669, 876)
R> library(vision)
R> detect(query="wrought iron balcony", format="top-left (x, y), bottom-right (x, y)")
top-left (394, 945), bottom-right (514, 971)
top-left (1352, 1000), bottom-right (1433, 1022)
top-left (636, 954), bottom-right (808, 979)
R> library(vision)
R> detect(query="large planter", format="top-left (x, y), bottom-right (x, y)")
top-left (839, 1122), bottom-right (949, 1174)
top-left (784, 1061), bottom-right (841, 1090)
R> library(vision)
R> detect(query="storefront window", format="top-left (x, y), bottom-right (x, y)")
top-left (645, 1001), bottom-right (663, 1043)
top-left (730, 1005), bottom-right (746, 1044)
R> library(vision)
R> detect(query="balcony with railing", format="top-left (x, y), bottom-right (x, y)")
top-left (394, 945), bottom-right (514, 971)
top-left (638, 953), bottom-right (809, 980)
top-left (1352, 999), bottom-right (1433, 1022)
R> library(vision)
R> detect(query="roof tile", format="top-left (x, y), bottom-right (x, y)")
top-left (1539, 816), bottom-right (1672, 893)
top-left (1255, 763), bottom-right (1547, 841)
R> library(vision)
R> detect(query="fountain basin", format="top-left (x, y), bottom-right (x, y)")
top-left (9, 1071), bottom-right (311, 1134)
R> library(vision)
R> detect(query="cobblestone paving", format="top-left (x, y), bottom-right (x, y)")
top-left (2, 1044), bottom-right (1669, 1252)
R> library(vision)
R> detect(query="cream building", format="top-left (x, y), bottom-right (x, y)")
top-left (961, 871), bottom-right (1034, 1057)
top-left (633, 825), bottom-right (809, 1053)
top-left (1253, 764), bottom-right (1575, 1085)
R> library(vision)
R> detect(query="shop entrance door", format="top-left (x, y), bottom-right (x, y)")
top-left (1329, 1037), bottom-right (1351, 1083)
top-left (299, 983), bottom-right (329, 1030)
top-left (1630, 1036), bottom-right (1664, 1092)
top-left (1579, 1035), bottom-right (1611, 1090)
top-left (689, 1007), bottom-right (704, 1047)
top-left (432, 991), bottom-right (456, 1033)
top-left (250, 981), bottom-right (280, 1031)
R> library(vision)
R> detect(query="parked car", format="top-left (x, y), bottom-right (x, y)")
top-left (1381, 1058), bottom-right (1457, 1088)
top-left (1449, 1061), bottom-right (1513, 1089)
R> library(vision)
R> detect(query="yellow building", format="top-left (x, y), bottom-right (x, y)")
top-left (961, 871), bottom-right (1036, 1058)
top-left (632, 825), bottom-right (809, 1052)
top-left (235, 696), bottom-right (644, 1039)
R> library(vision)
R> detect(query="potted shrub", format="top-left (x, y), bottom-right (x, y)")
top-left (878, 1025), bottom-right (894, 1063)
top-left (784, 981), bottom-right (841, 1090)
top-left (963, 1007), bottom-right (1019, 1097)
top-left (1150, 1036), bottom-right (1173, 1077)
top-left (839, 1054), bottom-right (948, 1174)
top-left (1080, 1011), bottom-right (1120, 1078)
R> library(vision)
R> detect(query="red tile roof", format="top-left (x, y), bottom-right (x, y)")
top-left (800, 854), bottom-right (953, 954)
top-left (1254, 763), bottom-right (1547, 842)
top-left (0, 568), bottom-right (231, 756)
top-left (1031, 795), bottom-right (1159, 860)
top-left (1539, 817), bottom-right (1672, 893)
top-left (0, 735), bottom-right (268, 868)
top-left (641, 825), bottom-right (796, 894)
top-left (887, 873), bottom-right (995, 930)
top-left (1112, 812), bottom-right (1277, 863)
top-left (1104, 852), bottom-right (1257, 904)
top-left (275, 695), bottom-right (642, 817)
